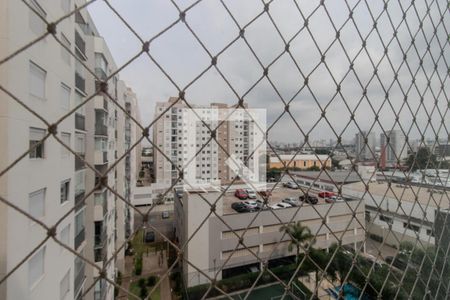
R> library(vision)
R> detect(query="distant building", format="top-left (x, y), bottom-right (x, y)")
top-left (355, 131), bottom-right (376, 161)
top-left (380, 130), bottom-right (407, 168)
top-left (268, 154), bottom-right (331, 169)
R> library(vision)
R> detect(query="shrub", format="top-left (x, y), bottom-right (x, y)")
top-left (139, 286), bottom-right (148, 299)
top-left (134, 254), bottom-right (143, 275)
top-left (114, 271), bottom-right (122, 297)
top-left (138, 278), bottom-right (146, 288)
top-left (147, 275), bottom-right (157, 287)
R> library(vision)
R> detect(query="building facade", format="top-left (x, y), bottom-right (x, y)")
top-left (0, 1), bottom-right (140, 299)
top-left (354, 131), bottom-right (376, 161)
top-left (380, 130), bottom-right (408, 168)
top-left (268, 154), bottom-right (331, 170)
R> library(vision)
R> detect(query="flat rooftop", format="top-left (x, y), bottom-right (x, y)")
top-left (291, 170), bottom-right (362, 184)
top-left (222, 186), bottom-right (341, 215)
top-left (343, 181), bottom-right (449, 207)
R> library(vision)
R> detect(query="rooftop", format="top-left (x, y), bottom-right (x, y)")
top-left (291, 170), bottom-right (362, 184)
top-left (269, 154), bottom-right (330, 163)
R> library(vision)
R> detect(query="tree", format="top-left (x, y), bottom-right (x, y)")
top-left (280, 221), bottom-right (315, 264)
top-left (406, 147), bottom-right (438, 171)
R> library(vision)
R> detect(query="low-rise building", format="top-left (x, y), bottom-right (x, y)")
top-left (269, 154), bottom-right (331, 169)
top-left (174, 185), bottom-right (365, 287)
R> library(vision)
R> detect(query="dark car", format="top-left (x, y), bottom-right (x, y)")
top-left (385, 256), bottom-right (409, 270)
top-left (231, 202), bottom-right (252, 213)
top-left (299, 194), bottom-right (318, 204)
top-left (235, 189), bottom-right (248, 200)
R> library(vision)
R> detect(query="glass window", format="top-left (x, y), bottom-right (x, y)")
top-left (29, 188), bottom-right (45, 220)
top-left (60, 180), bottom-right (70, 204)
top-left (60, 33), bottom-right (71, 65)
top-left (60, 269), bottom-right (70, 300)
top-left (29, 127), bottom-right (46, 158)
top-left (61, 132), bottom-right (71, 158)
top-left (74, 91), bottom-right (85, 115)
top-left (75, 209), bottom-right (85, 236)
top-left (28, 246), bottom-right (45, 288)
top-left (60, 83), bottom-right (71, 110)
top-left (29, 61), bottom-right (46, 100)
top-left (75, 133), bottom-right (85, 154)
top-left (75, 170), bottom-right (85, 196)
top-left (60, 223), bottom-right (70, 247)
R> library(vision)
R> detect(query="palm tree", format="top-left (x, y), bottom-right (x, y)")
top-left (280, 221), bottom-right (315, 264)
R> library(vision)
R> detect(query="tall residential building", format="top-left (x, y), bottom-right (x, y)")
top-left (0, 1), bottom-right (140, 300)
top-left (153, 98), bottom-right (264, 187)
top-left (380, 130), bottom-right (407, 168)
top-left (354, 131), bottom-right (376, 161)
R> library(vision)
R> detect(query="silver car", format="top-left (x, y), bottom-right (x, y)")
top-left (246, 189), bottom-right (257, 199)
top-left (282, 197), bottom-right (300, 207)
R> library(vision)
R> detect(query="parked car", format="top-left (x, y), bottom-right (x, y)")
top-left (283, 181), bottom-right (299, 189)
top-left (255, 199), bottom-right (266, 210)
top-left (282, 197), bottom-right (300, 207)
top-left (246, 189), bottom-right (257, 199)
top-left (144, 231), bottom-right (155, 243)
top-left (161, 211), bottom-right (170, 219)
top-left (243, 200), bottom-right (259, 210)
top-left (385, 256), bottom-right (409, 270)
top-left (234, 189), bottom-right (248, 200)
top-left (270, 202), bottom-right (292, 210)
top-left (325, 196), bottom-right (344, 203)
top-left (231, 202), bottom-right (252, 213)
top-left (318, 191), bottom-right (335, 198)
top-left (299, 194), bottom-right (318, 204)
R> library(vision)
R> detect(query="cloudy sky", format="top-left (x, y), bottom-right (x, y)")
top-left (87, 0), bottom-right (449, 144)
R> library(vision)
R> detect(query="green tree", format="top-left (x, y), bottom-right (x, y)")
top-left (280, 221), bottom-right (315, 264)
top-left (406, 147), bottom-right (438, 171)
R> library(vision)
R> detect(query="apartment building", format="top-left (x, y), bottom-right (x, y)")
top-left (380, 130), bottom-right (408, 168)
top-left (153, 98), bottom-right (264, 188)
top-left (0, 1), bottom-right (140, 300)
top-left (354, 131), bottom-right (376, 161)
top-left (268, 154), bottom-right (331, 170)
top-left (174, 186), bottom-right (365, 287)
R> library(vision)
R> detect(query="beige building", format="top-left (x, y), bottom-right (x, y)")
top-left (269, 154), bottom-right (331, 169)
top-left (0, 1), bottom-right (140, 299)
top-left (174, 185), bottom-right (365, 287)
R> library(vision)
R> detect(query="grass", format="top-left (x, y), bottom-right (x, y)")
top-left (128, 281), bottom-right (161, 300)
top-left (220, 283), bottom-right (310, 300)
top-left (130, 229), bottom-right (167, 256)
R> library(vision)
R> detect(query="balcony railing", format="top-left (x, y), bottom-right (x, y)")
top-left (75, 72), bottom-right (85, 93)
top-left (74, 262), bottom-right (85, 297)
top-left (95, 123), bottom-right (108, 136)
top-left (103, 151), bottom-right (108, 164)
top-left (74, 228), bottom-right (85, 250)
top-left (75, 113), bottom-right (85, 131)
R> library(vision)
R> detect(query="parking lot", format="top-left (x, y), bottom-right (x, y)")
top-left (222, 185), bottom-right (331, 215)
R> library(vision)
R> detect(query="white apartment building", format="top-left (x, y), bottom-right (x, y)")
top-left (0, 1), bottom-right (140, 300)
top-left (153, 98), bottom-right (264, 188)
top-left (380, 130), bottom-right (408, 168)
top-left (355, 131), bottom-right (376, 161)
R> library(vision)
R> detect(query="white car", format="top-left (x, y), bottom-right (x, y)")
top-left (330, 195), bottom-right (344, 202)
top-left (270, 202), bottom-right (292, 210)
top-left (246, 189), bottom-right (257, 199)
top-left (243, 200), bottom-right (258, 209)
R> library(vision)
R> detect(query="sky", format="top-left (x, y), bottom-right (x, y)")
top-left (87, 0), bottom-right (449, 144)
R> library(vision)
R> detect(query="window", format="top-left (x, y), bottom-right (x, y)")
top-left (379, 215), bottom-right (393, 225)
top-left (29, 61), bottom-right (46, 100)
top-left (75, 133), bottom-right (85, 154)
top-left (94, 137), bottom-right (107, 151)
top-left (60, 180), bottom-right (70, 204)
top-left (60, 223), bottom-right (70, 247)
top-left (61, 0), bottom-right (71, 14)
top-left (61, 132), bottom-right (71, 158)
top-left (74, 91), bottom-right (85, 115)
top-left (29, 0), bottom-right (46, 35)
top-left (29, 127), bottom-right (46, 158)
top-left (28, 246), bottom-right (45, 288)
top-left (29, 188), bottom-right (45, 220)
top-left (403, 222), bottom-right (420, 232)
top-left (75, 209), bottom-right (85, 238)
top-left (60, 33), bottom-right (71, 65)
top-left (60, 269), bottom-right (70, 300)
top-left (60, 83), bottom-right (71, 110)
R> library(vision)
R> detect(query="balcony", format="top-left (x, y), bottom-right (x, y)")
top-left (75, 154), bottom-right (85, 171)
top-left (95, 123), bottom-right (108, 136)
top-left (95, 151), bottom-right (108, 165)
top-left (75, 113), bottom-right (85, 131)
top-left (75, 191), bottom-right (85, 210)
top-left (95, 67), bottom-right (107, 81)
top-left (75, 72), bottom-right (85, 93)
top-left (74, 228), bottom-right (85, 250)
top-left (75, 30), bottom-right (86, 56)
